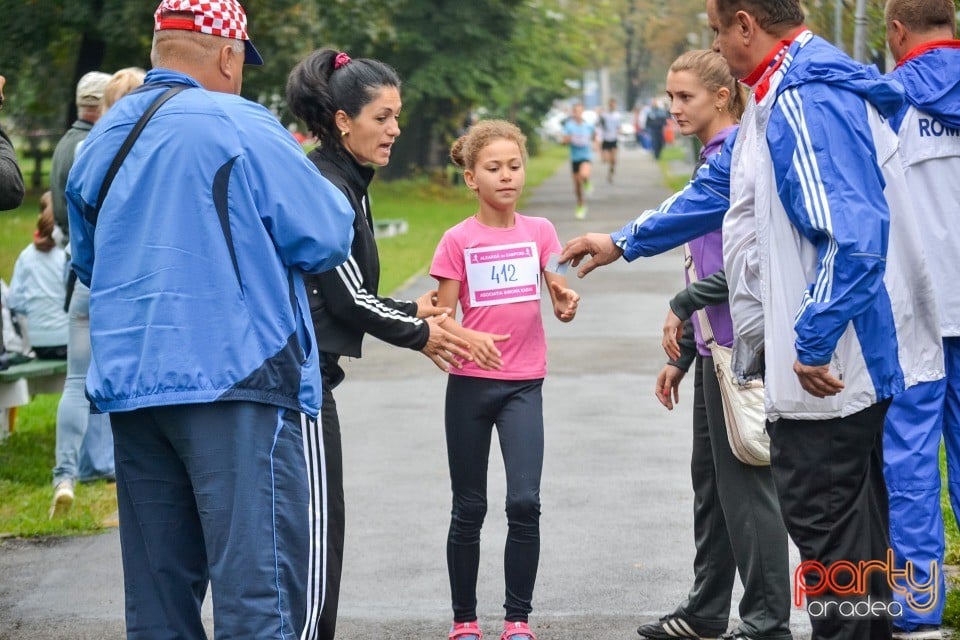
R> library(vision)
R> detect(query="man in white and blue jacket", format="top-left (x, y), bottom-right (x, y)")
top-left (882, 1), bottom-right (960, 637)
top-left (66, 1), bottom-right (354, 638)
top-left (561, 125), bottom-right (794, 640)
top-left (709, 0), bottom-right (944, 638)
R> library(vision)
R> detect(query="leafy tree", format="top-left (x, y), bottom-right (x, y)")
top-left (482, 2), bottom-right (593, 154)
top-left (305, 0), bottom-right (596, 178)
top-left (539, 0), bottom-right (707, 114)
top-left (0, 0), bottom-right (319, 132)
top-left (376, 1), bottom-right (525, 177)
top-left (240, 0), bottom-right (324, 112)
top-left (623, 0), bottom-right (705, 104)
top-left (0, 0), bottom-right (593, 179)
top-left (1, 0), bottom-right (772, 182)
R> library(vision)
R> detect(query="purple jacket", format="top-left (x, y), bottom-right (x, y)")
top-left (687, 126), bottom-right (737, 355)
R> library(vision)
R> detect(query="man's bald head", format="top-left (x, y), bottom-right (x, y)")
top-left (151, 28), bottom-right (243, 69)
top-left (150, 0), bottom-right (260, 94)
top-left (150, 26), bottom-right (245, 94)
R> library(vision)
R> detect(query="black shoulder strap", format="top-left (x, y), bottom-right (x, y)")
top-left (89, 85), bottom-right (189, 226)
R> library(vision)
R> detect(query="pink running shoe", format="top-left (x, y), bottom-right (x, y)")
top-left (449, 620), bottom-right (482, 640)
top-left (500, 621), bottom-right (536, 640)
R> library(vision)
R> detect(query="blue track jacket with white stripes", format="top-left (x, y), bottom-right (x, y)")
top-left (723, 32), bottom-right (944, 420)
top-left (67, 69), bottom-right (355, 417)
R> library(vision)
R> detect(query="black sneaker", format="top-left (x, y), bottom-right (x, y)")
top-left (637, 614), bottom-right (726, 639)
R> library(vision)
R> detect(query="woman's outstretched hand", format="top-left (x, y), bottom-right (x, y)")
top-left (415, 289), bottom-right (452, 318)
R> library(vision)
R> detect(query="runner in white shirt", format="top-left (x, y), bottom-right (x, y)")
top-left (598, 98), bottom-right (622, 183)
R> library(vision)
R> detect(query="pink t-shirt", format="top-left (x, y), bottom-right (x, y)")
top-left (430, 213), bottom-right (562, 380)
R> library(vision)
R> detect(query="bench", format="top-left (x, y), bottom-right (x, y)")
top-left (0, 359), bottom-right (67, 435)
top-left (24, 129), bottom-right (60, 189)
top-left (374, 218), bottom-right (409, 239)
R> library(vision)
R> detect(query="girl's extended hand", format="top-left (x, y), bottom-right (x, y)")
top-left (460, 327), bottom-right (510, 370)
top-left (655, 364), bottom-right (686, 410)
top-left (662, 309), bottom-right (683, 361)
top-left (549, 281), bottom-right (579, 322)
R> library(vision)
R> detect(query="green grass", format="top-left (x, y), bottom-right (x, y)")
top-left (657, 142), bottom-right (699, 192)
top-left (1, 191), bottom-right (40, 282)
top-left (0, 396), bottom-right (118, 538)
top-left (0, 142), bottom-right (567, 538)
top-left (369, 177), bottom-right (478, 295)
top-left (16, 152), bottom-right (53, 198)
top-left (941, 447), bottom-right (960, 629)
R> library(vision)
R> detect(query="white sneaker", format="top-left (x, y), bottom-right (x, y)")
top-left (49, 479), bottom-right (75, 519)
top-left (892, 625), bottom-right (943, 640)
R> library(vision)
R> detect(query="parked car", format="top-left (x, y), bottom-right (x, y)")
top-left (539, 106), bottom-right (600, 144)
top-left (538, 108), bottom-right (568, 143)
top-left (618, 120), bottom-right (636, 147)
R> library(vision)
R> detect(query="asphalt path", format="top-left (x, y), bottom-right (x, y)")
top-left (0, 144), bottom-right (812, 639)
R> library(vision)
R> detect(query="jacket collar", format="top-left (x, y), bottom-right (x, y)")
top-left (315, 143), bottom-right (375, 194)
top-left (896, 39), bottom-right (960, 68)
top-left (743, 27), bottom-right (808, 102)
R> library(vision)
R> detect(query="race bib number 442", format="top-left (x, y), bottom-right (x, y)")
top-left (465, 242), bottom-right (541, 307)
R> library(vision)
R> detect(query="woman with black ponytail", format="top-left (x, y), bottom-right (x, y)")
top-left (286, 49), bottom-right (478, 639)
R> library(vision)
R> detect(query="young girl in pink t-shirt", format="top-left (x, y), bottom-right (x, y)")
top-left (430, 120), bottom-right (579, 640)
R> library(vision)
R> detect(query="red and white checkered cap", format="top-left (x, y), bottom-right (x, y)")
top-left (154, 0), bottom-right (263, 65)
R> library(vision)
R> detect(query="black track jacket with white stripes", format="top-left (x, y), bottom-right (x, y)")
top-left (304, 144), bottom-right (429, 359)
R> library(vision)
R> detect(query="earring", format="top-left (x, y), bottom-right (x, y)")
top-left (340, 130), bottom-right (348, 137)
top-left (716, 105), bottom-right (724, 112)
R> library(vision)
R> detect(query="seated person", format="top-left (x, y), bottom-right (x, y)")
top-left (7, 192), bottom-right (68, 360)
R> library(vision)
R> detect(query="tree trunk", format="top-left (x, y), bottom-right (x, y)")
top-left (381, 111), bottom-right (432, 180)
top-left (623, 2), bottom-right (639, 110)
top-left (381, 100), bottom-right (457, 180)
top-left (66, 28), bottom-right (106, 129)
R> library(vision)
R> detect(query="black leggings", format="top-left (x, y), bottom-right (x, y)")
top-left (445, 375), bottom-right (544, 623)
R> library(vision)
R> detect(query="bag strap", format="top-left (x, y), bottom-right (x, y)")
top-left (683, 243), bottom-right (717, 346)
top-left (87, 85), bottom-right (189, 227)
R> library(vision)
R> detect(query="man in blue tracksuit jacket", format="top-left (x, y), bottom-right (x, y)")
top-left (882, 0), bottom-right (960, 636)
top-left (710, 2), bottom-right (943, 637)
top-left (66, 1), bottom-right (354, 638)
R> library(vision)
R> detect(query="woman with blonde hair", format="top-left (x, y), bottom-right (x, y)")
top-left (561, 50), bottom-right (792, 640)
top-left (633, 48), bottom-right (794, 640)
top-left (50, 65), bottom-right (144, 518)
top-left (102, 67), bottom-right (146, 112)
